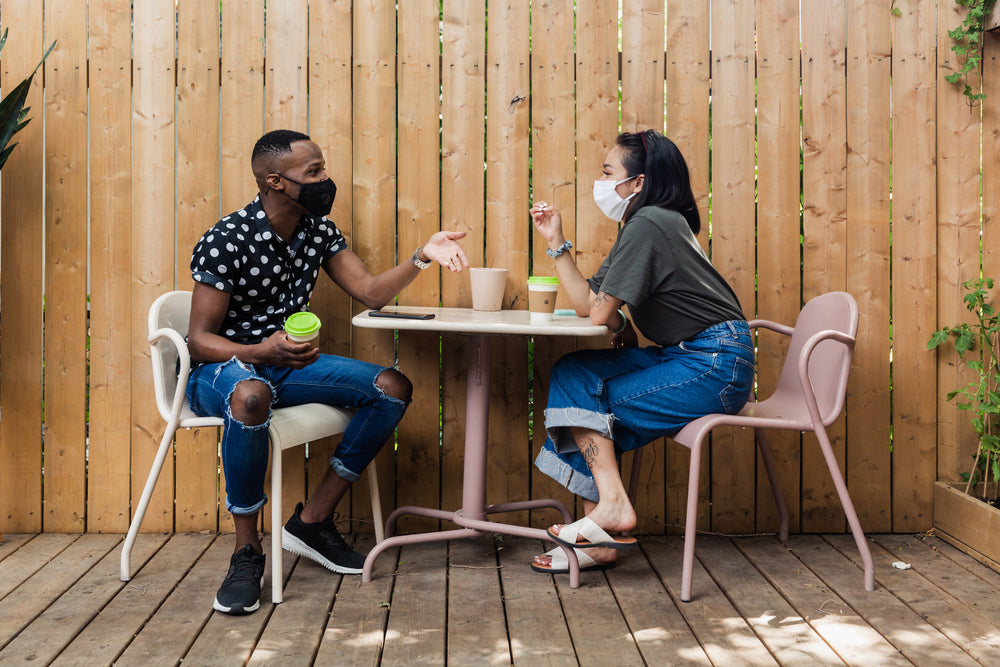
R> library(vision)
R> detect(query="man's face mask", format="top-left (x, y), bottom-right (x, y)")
top-left (277, 173), bottom-right (337, 218)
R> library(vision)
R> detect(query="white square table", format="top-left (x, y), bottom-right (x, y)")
top-left (353, 305), bottom-right (608, 587)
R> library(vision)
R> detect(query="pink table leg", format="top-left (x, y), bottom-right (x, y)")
top-left (362, 333), bottom-right (580, 587)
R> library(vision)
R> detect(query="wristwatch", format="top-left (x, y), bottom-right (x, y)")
top-left (411, 247), bottom-right (432, 270)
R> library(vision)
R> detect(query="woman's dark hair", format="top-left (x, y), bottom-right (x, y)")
top-left (616, 130), bottom-right (700, 235)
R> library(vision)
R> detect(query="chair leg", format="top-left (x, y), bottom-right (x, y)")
top-left (271, 442), bottom-right (285, 605)
top-left (120, 425), bottom-right (178, 581)
top-left (368, 462), bottom-right (384, 544)
top-left (815, 426), bottom-right (875, 592)
top-left (681, 442), bottom-right (705, 603)
top-left (754, 430), bottom-right (789, 541)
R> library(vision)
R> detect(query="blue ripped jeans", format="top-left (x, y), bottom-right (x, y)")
top-left (536, 320), bottom-right (755, 502)
top-left (186, 354), bottom-right (408, 515)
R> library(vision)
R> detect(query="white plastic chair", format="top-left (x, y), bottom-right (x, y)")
top-left (120, 290), bottom-right (384, 604)
top-left (628, 291), bottom-right (873, 602)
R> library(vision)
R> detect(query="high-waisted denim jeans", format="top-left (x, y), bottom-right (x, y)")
top-left (187, 354), bottom-right (408, 515)
top-left (535, 320), bottom-right (755, 502)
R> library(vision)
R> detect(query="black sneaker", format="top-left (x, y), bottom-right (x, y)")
top-left (213, 544), bottom-right (265, 615)
top-left (282, 502), bottom-right (366, 574)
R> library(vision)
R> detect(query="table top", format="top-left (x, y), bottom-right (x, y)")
top-left (353, 306), bottom-right (608, 337)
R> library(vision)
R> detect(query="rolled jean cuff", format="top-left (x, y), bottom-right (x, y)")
top-left (544, 406), bottom-right (615, 453)
top-left (534, 446), bottom-right (600, 503)
top-left (330, 456), bottom-right (361, 483)
top-left (227, 495), bottom-right (267, 516)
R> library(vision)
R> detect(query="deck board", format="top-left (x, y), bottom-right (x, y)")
top-left (794, 535), bottom-right (981, 666)
top-left (645, 538), bottom-right (779, 666)
top-left (697, 535), bottom-right (844, 664)
top-left (1, 532), bottom-right (999, 665)
top-left (734, 536), bottom-right (907, 665)
top-left (52, 533), bottom-right (205, 667)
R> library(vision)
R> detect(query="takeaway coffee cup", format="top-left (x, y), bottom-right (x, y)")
top-left (527, 276), bottom-right (560, 322)
top-left (470, 268), bottom-right (508, 311)
top-left (284, 311), bottom-right (321, 345)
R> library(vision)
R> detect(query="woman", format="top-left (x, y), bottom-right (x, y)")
top-left (529, 130), bottom-right (754, 574)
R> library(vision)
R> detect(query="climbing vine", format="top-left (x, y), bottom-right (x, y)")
top-left (945, 0), bottom-right (998, 105)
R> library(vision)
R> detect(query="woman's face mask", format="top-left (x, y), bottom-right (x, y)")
top-left (593, 176), bottom-right (639, 221)
top-left (277, 173), bottom-right (337, 218)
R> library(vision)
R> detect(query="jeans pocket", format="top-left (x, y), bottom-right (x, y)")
top-left (718, 355), bottom-right (755, 414)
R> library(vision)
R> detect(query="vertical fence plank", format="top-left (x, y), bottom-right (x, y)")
top-left (217, 0), bottom-right (265, 533)
top-left (664, 0), bottom-right (712, 534)
top-left (42, 0), bottom-right (89, 532)
top-left (485, 0), bottom-right (531, 524)
top-left (307, 1), bottom-right (361, 527)
top-left (987, 34), bottom-right (1000, 286)
top-left (351, 0), bottom-right (398, 528)
top-left (571, 1), bottom-right (620, 527)
top-left (395, 0), bottom-right (444, 533)
top-left (619, 0), bottom-right (668, 534)
top-left (0, 0), bottom-right (45, 533)
top-left (131, 0), bottom-right (177, 533)
top-left (263, 0), bottom-right (309, 531)
top-left (529, 0), bottom-right (579, 528)
top-left (440, 0), bottom-right (486, 514)
top-left (87, 0), bottom-right (133, 533)
top-left (801, 1), bottom-right (848, 532)
top-left (708, 0), bottom-right (757, 534)
top-left (845, 0), bottom-right (892, 533)
top-left (891, 0), bottom-right (938, 531)
top-left (985, 37), bottom-right (1000, 368)
top-left (622, 0), bottom-right (664, 132)
top-left (981, 30), bottom-right (1000, 504)
top-left (175, 0), bottom-right (222, 533)
top-left (755, 0), bottom-right (803, 533)
top-left (985, 36), bottom-right (1000, 517)
top-left (936, 3), bottom-right (985, 485)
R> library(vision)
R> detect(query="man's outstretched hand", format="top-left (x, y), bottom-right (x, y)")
top-left (421, 231), bottom-right (469, 273)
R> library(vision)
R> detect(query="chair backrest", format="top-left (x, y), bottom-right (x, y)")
top-left (148, 290), bottom-right (194, 424)
top-left (775, 291), bottom-right (859, 426)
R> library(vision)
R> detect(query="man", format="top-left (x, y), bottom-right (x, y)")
top-left (187, 129), bottom-right (468, 614)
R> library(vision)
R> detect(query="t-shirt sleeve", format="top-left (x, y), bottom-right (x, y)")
top-left (592, 219), bottom-right (672, 306)
top-left (190, 229), bottom-right (241, 294)
top-left (319, 218), bottom-right (348, 261)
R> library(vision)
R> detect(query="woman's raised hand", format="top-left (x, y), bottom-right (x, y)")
top-left (530, 201), bottom-right (565, 247)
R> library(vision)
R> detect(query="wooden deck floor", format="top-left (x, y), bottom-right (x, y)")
top-left (1, 530), bottom-right (999, 665)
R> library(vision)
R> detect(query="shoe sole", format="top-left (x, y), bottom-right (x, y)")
top-left (213, 582), bottom-right (262, 615)
top-left (281, 527), bottom-right (364, 574)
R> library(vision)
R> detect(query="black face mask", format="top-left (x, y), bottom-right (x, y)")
top-left (277, 173), bottom-right (337, 217)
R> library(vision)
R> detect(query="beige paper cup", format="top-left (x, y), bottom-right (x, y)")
top-left (470, 268), bottom-right (508, 311)
top-left (527, 276), bottom-right (559, 322)
top-left (284, 311), bottom-right (321, 345)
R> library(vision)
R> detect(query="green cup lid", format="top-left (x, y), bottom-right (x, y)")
top-left (284, 311), bottom-right (321, 336)
top-left (527, 276), bottom-right (560, 285)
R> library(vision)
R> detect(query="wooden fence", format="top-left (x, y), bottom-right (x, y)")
top-left (0, 0), bottom-right (990, 537)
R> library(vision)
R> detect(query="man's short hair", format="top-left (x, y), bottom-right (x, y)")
top-left (252, 129), bottom-right (310, 163)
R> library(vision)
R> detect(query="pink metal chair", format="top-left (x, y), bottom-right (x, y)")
top-left (628, 291), bottom-right (873, 601)
top-left (120, 290), bottom-right (384, 604)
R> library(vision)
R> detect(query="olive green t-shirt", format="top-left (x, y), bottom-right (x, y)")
top-left (587, 206), bottom-right (745, 346)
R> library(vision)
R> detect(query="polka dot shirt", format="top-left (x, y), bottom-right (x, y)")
top-left (190, 195), bottom-right (347, 345)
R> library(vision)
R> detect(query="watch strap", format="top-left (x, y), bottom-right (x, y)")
top-left (411, 247), bottom-right (432, 270)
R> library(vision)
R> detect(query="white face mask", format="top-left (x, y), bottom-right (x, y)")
top-left (593, 176), bottom-right (638, 221)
